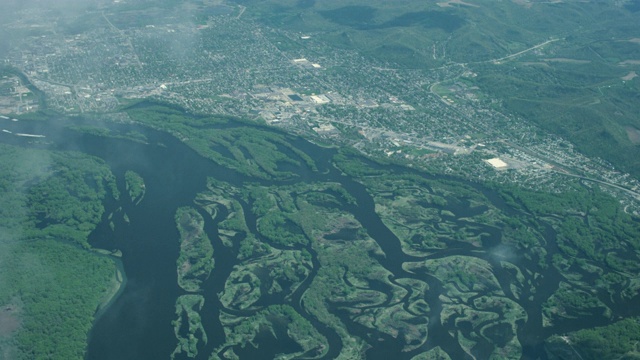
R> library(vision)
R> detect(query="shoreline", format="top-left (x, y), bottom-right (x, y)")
top-left (94, 257), bottom-right (127, 320)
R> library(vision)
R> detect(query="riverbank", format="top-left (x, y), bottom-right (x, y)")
top-left (95, 262), bottom-right (126, 319)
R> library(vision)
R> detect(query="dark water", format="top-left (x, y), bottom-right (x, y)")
top-left (625, 0), bottom-right (640, 12)
top-left (2, 114), bottom-right (640, 360)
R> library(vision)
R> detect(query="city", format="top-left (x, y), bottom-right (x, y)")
top-left (3, 1), bottom-right (640, 359)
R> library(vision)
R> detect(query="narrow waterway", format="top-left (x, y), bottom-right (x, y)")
top-left (3, 114), bottom-right (640, 360)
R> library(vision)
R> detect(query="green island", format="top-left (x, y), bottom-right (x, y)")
top-left (1, 0), bottom-right (640, 357)
top-left (68, 125), bottom-right (150, 146)
top-left (124, 170), bottom-right (145, 205)
top-left (2, 100), bottom-right (639, 359)
top-left (175, 206), bottom-right (215, 292)
top-left (214, 305), bottom-right (327, 360)
top-left (411, 347), bottom-right (451, 360)
top-left (126, 103), bottom-right (318, 181)
top-left (219, 247), bottom-right (311, 311)
top-left (171, 295), bottom-right (207, 359)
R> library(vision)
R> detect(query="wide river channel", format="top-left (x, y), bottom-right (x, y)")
top-left (2, 113), bottom-right (639, 360)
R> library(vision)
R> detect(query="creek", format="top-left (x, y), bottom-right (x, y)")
top-left (2, 113), bottom-right (639, 360)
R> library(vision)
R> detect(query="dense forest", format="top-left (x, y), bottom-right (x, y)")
top-left (0, 144), bottom-right (118, 359)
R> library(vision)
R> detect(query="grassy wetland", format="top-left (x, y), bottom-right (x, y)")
top-left (2, 0), bottom-right (640, 358)
top-left (2, 104), bottom-right (640, 359)
top-left (109, 105), bottom-right (640, 359)
top-left (135, 102), bottom-right (640, 359)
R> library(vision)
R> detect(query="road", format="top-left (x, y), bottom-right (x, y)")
top-left (503, 140), bottom-right (640, 200)
top-left (427, 37), bottom-right (561, 71)
top-left (487, 38), bottom-right (560, 64)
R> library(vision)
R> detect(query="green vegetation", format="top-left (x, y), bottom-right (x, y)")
top-left (546, 317), bottom-right (640, 360)
top-left (212, 305), bottom-right (327, 360)
top-left (171, 295), bottom-right (207, 359)
top-left (498, 183), bottom-right (640, 273)
top-left (4, 0), bottom-right (640, 357)
top-left (406, 256), bottom-right (525, 359)
top-left (69, 125), bottom-right (149, 145)
top-left (195, 177), bottom-right (427, 358)
top-left (0, 144), bottom-right (118, 360)
top-left (22, 153), bottom-right (118, 249)
top-left (412, 347), bottom-right (451, 360)
top-left (332, 147), bottom-right (390, 177)
top-left (220, 248), bottom-right (311, 310)
top-left (239, 0), bottom-right (468, 68)
top-left (237, 0), bottom-right (640, 180)
top-left (542, 282), bottom-right (610, 326)
top-left (457, 3), bottom-right (640, 178)
top-left (175, 207), bottom-right (214, 292)
top-left (0, 65), bottom-right (46, 109)
top-left (330, 159), bottom-right (640, 358)
top-left (124, 170), bottom-right (145, 204)
top-left (302, 216), bottom-right (422, 357)
top-left (2, 103), bottom-right (637, 359)
top-left (475, 58), bottom-right (640, 178)
top-left (258, 211), bottom-right (308, 247)
top-left (195, 179), bottom-right (255, 252)
top-left (183, 138), bottom-right (640, 359)
top-left (126, 103), bottom-right (317, 180)
top-left (358, 174), bottom-right (502, 256)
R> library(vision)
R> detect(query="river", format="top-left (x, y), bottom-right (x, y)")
top-left (2, 113), bottom-right (640, 360)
